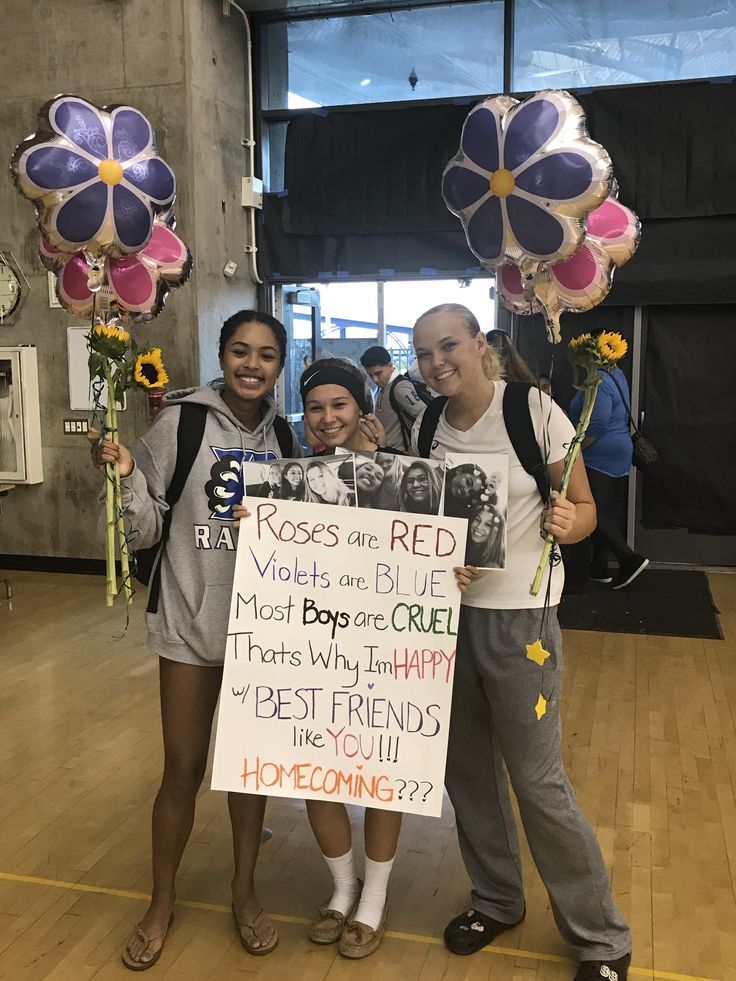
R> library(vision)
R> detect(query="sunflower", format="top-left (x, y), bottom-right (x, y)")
top-left (596, 331), bottom-right (628, 362)
top-left (134, 348), bottom-right (169, 389)
top-left (568, 332), bottom-right (592, 349)
top-left (90, 322), bottom-right (130, 358)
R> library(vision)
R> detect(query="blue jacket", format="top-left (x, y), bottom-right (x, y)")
top-left (569, 367), bottom-right (633, 477)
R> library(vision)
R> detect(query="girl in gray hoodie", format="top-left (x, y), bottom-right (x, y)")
top-left (90, 310), bottom-right (299, 970)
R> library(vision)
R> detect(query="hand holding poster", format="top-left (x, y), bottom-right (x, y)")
top-left (212, 486), bottom-right (466, 817)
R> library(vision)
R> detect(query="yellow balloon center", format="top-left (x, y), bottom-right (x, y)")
top-left (98, 159), bottom-right (123, 185)
top-left (490, 168), bottom-right (515, 197)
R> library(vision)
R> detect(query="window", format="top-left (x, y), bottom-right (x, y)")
top-left (513, 0), bottom-right (736, 90)
top-left (263, 2), bottom-right (504, 109)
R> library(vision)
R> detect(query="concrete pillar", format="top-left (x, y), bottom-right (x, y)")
top-left (0, 0), bottom-right (258, 560)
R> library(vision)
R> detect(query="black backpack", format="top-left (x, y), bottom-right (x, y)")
top-left (387, 374), bottom-right (431, 450)
top-left (135, 404), bottom-right (293, 613)
top-left (417, 382), bottom-right (589, 593)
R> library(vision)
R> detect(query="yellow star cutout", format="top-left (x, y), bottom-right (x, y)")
top-left (534, 693), bottom-right (547, 720)
top-left (525, 639), bottom-right (551, 666)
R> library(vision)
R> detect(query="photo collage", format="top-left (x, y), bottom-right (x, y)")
top-left (243, 451), bottom-right (509, 570)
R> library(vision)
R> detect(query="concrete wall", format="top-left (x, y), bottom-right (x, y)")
top-left (0, 0), bottom-right (258, 559)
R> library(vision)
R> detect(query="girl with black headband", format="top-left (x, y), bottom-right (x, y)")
top-left (297, 358), bottom-right (401, 959)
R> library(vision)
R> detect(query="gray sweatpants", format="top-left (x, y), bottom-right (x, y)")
top-left (445, 605), bottom-right (631, 962)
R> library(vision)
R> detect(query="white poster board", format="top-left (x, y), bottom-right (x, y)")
top-left (212, 498), bottom-right (466, 817)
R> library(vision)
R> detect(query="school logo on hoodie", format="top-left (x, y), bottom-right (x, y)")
top-left (205, 446), bottom-right (278, 520)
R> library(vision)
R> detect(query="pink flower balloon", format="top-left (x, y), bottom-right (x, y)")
top-left (498, 194), bottom-right (640, 342)
top-left (40, 216), bottom-right (192, 326)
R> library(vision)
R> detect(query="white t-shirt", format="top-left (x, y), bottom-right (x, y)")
top-left (411, 380), bottom-right (575, 610)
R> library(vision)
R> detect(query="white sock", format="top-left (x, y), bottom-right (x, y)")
top-left (323, 849), bottom-right (359, 915)
top-left (355, 856), bottom-right (394, 930)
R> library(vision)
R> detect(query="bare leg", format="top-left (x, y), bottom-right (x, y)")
top-left (364, 808), bottom-right (402, 862)
top-left (229, 792), bottom-right (277, 951)
top-left (306, 799), bottom-right (352, 856)
top-left (125, 658), bottom-right (223, 967)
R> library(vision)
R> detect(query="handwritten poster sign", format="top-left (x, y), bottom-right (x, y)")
top-left (211, 497), bottom-right (466, 817)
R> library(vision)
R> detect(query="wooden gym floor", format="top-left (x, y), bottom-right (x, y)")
top-left (0, 570), bottom-right (734, 981)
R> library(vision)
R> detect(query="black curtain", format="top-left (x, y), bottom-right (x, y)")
top-left (641, 306), bottom-right (736, 534)
top-left (261, 79), bottom-right (736, 299)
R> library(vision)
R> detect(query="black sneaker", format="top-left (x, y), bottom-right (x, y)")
top-left (590, 569), bottom-right (613, 584)
top-left (574, 952), bottom-right (631, 981)
top-left (611, 555), bottom-right (649, 590)
top-left (444, 906), bottom-right (525, 955)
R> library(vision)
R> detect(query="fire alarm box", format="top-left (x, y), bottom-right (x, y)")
top-left (0, 346), bottom-right (43, 484)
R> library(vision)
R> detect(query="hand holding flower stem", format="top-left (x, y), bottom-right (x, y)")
top-left (89, 323), bottom-right (169, 607)
top-left (529, 331), bottom-right (628, 596)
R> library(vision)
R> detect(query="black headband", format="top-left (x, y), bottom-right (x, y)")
top-left (300, 364), bottom-right (370, 413)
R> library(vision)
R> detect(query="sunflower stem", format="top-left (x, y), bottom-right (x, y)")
top-left (102, 364), bottom-right (117, 607)
top-left (109, 380), bottom-right (133, 606)
top-left (529, 376), bottom-right (602, 597)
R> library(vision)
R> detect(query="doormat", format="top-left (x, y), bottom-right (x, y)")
top-left (558, 569), bottom-right (723, 639)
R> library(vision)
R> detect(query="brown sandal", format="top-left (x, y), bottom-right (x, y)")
top-left (121, 911), bottom-right (174, 972)
top-left (231, 904), bottom-right (279, 956)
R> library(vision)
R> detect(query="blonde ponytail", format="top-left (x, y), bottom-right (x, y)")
top-left (481, 346), bottom-right (501, 380)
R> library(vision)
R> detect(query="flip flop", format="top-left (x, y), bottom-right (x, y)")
top-left (231, 904), bottom-right (279, 956)
top-left (121, 911), bottom-right (174, 971)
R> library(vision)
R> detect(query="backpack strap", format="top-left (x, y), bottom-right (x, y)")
top-left (416, 396), bottom-right (448, 458)
top-left (272, 414), bottom-right (294, 457)
top-left (387, 376), bottom-right (412, 449)
top-left (607, 370), bottom-right (639, 434)
top-left (147, 403), bottom-right (207, 614)
top-left (502, 382), bottom-right (549, 504)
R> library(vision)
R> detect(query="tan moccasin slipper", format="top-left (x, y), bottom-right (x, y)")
top-left (338, 900), bottom-right (389, 959)
top-left (309, 887), bottom-right (361, 944)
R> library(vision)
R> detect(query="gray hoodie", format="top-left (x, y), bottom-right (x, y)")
top-left (119, 381), bottom-right (300, 666)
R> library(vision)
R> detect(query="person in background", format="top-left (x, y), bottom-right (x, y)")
top-left (569, 331), bottom-right (648, 589)
top-left (359, 345), bottom-right (424, 451)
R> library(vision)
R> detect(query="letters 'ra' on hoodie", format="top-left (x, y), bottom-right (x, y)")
top-left (119, 381), bottom-right (300, 667)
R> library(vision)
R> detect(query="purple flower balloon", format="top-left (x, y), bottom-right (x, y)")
top-left (11, 95), bottom-right (176, 256)
top-left (443, 91), bottom-right (612, 275)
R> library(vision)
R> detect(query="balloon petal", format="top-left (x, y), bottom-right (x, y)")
top-left (503, 97), bottom-right (559, 170)
top-left (466, 196), bottom-right (505, 262)
top-left (58, 254), bottom-right (93, 304)
top-left (55, 182), bottom-right (109, 246)
top-left (500, 262), bottom-right (524, 298)
top-left (442, 165), bottom-right (489, 213)
top-left (108, 256), bottom-right (158, 311)
top-left (461, 106), bottom-right (501, 172)
top-left (551, 245), bottom-right (599, 291)
top-left (112, 184), bottom-right (153, 251)
top-left (506, 194), bottom-right (565, 258)
top-left (514, 151), bottom-right (594, 201)
top-left (50, 97), bottom-right (109, 160)
top-left (24, 146), bottom-right (98, 191)
top-left (111, 107), bottom-right (153, 162)
top-left (123, 157), bottom-right (175, 206)
top-left (586, 197), bottom-right (641, 266)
